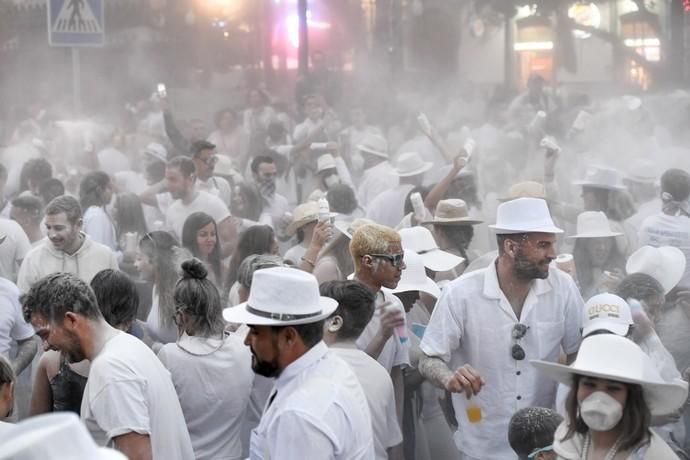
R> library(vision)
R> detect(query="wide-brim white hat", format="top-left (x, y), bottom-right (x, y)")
top-left (389, 251), bottom-right (441, 298)
top-left (567, 211), bottom-right (623, 239)
top-left (532, 334), bottom-right (688, 417)
top-left (356, 134), bottom-right (389, 159)
top-left (0, 413), bottom-right (127, 460)
top-left (333, 218), bottom-right (375, 240)
top-left (399, 226), bottom-right (464, 272)
top-left (626, 246), bottom-right (686, 295)
top-left (223, 266), bottom-right (337, 326)
top-left (420, 199), bottom-right (483, 226)
top-left (286, 201), bottom-right (337, 235)
top-left (392, 152), bottom-right (433, 177)
top-left (489, 197), bottom-right (563, 234)
top-left (573, 165), bottom-right (627, 191)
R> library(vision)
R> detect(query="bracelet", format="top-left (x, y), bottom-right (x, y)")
top-left (301, 256), bottom-right (315, 268)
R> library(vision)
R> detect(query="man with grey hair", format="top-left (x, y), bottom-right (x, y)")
top-left (16, 195), bottom-right (118, 292)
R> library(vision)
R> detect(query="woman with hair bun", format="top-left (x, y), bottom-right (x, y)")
top-left (157, 258), bottom-right (254, 460)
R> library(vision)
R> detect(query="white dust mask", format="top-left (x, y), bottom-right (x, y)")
top-left (579, 391), bottom-right (623, 431)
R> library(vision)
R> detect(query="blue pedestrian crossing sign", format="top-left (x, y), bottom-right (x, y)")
top-left (48, 0), bottom-right (105, 47)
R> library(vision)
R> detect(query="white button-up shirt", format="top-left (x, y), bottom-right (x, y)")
top-left (420, 260), bottom-right (583, 460)
top-left (250, 341), bottom-right (375, 460)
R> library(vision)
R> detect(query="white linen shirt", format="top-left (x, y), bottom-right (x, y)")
top-left (419, 261), bottom-right (583, 460)
top-left (250, 341), bottom-right (375, 460)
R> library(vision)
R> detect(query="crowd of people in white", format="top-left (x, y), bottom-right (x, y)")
top-left (0, 73), bottom-right (690, 460)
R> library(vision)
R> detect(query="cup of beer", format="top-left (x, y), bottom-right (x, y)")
top-left (466, 396), bottom-right (481, 423)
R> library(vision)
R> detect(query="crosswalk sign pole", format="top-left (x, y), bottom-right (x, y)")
top-left (71, 47), bottom-right (81, 114)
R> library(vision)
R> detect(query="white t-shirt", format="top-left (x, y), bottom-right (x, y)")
top-left (639, 212), bottom-right (690, 287)
top-left (0, 218), bottom-right (32, 283)
top-left (97, 147), bottom-right (131, 174)
top-left (158, 332), bottom-right (254, 460)
top-left (331, 346), bottom-right (403, 460)
top-left (82, 207), bottom-right (117, 251)
top-left (0, 277), bottom-right (34, 358)
top-left (366, 184), bottom-right (415, 228)
top-left (81, 332), bottom-right (194, 460)
top-left (165, 191), bottom-right (231, 241)
top-left (356, 290), bottom-right (410, 373)
top-left (198, 176), bottom-right (232, 208)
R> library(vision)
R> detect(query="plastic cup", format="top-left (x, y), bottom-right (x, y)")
top-left (466, 398), bottom-right (481, 423)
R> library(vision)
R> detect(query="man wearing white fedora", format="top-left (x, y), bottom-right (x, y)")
top-left (418, 197), bottom-right (583, 460)
top-left (366, 152), bottom-right (433, 228)
top-left (20, 273), bottom-right (194, 460)
top-left (223, 267), bottom-right (375, 459)
top-left (356, 134), bottom-right (398, 208)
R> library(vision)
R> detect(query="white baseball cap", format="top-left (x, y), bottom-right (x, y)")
top-left (581, 293), bottom-right (633, 338)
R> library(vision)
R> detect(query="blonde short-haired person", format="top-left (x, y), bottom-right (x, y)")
top-left (532, 334), bottom-right (688, 459)
top-left (350, 223), bottom-right (410, 459)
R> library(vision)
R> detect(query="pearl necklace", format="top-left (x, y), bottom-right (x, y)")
top-left (583, 432), bottom-right (624, 460)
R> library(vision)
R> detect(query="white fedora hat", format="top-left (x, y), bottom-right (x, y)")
top-left (399, 226), bottom-right (464, 272)
top-left (573, 165), bottom-right (627, 191)
top-left (143, 142), bottom-right (168, 163)
top-left (316, 154), bottom-right (337, 174)
top-left (626, 245), bottom-right (686, 295)
top-left (568, 211), bottom-right (623, 239)
top-left (392, 152), bottom-right (433, 177)
top-left (286, 201), bottom-right (337, 236)
top-left (625, 159), bottom-right (658, 184)
top-left (390, 250), bottom-right (440, 299)
top-left (0, 412), bottom-right (126, 460)
top-left (581, 293), bottom-right (633, 338)
top-left (532, 334), bottom-right (688, 417)
top-left (333, 218), bottom-right (375, 240)
top-left (420, 199), bottom-right (483, 226)
top-left (489, 197), bottom-right (563, 234)
top-left (356, 133), bottom-right (389, 159)
top-left (223, 266), bottom-right (337, 326)
top-left (497, 181), bottom-right (548, 203)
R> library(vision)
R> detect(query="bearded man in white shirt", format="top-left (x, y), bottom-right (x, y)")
top-left (418, 198), bottom-right (583, 460)
top-left (321, 280), bottom-right (403, 460)
top-left (223, 267), bottom-right (374, 460)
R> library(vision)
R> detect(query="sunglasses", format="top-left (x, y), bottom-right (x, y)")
top-left (369, 252), bottom-right (405, 268)
top-left (511, 323), bottom-right (529, 361)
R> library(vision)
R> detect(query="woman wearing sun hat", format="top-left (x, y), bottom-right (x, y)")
top-left (570, 211), bottom-right (626, 299)
top-left (532, 334), bottom-right (688, 459)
